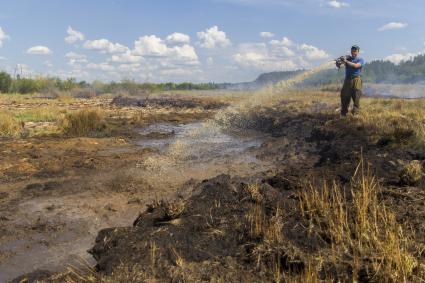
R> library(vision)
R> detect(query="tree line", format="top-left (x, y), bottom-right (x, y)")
top-left (302, 54), bottom-right (425, 86)
top-left (0, 71), bottom-right (221, 95)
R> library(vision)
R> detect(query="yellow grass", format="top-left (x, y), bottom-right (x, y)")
top-left (0, 111), bottom-right (23, 137)
top-left (299, 160), bottom-right (418, 282)
top-left (61, 108), bottom-right (107, 136)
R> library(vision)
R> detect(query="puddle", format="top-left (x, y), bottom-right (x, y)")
top-left (0, 193), bottom-right (142, 282)
top-left (136, 122), bottom-right (272, 188)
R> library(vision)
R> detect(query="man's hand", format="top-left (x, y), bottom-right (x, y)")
top-left (345, 60), bottom-right (362, 68)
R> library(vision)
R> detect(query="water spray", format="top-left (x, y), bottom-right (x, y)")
top-left (138, 61), bottom-right (336, 189)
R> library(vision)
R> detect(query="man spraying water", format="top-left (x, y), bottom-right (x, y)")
top-left (336, 45), bottom-right (365, 116)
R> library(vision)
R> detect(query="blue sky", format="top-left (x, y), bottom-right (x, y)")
top-left (0, 0), bottom-right (423, 83)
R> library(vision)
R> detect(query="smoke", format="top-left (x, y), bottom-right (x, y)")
top-left (364, 83), bottom-right (425, 99)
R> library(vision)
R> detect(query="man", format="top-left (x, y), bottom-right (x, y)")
top-left (340, 45), bottom-right (365, 116)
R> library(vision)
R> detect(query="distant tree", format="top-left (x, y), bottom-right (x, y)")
top-left (0, 71), bottom-right (12, 93)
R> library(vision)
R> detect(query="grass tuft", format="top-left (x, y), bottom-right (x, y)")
top-left (0, 111), bottom-right (23, 137)
top-left (61, 109), bottom-right (107, 136)
top-left (399, 160), bottom-right (423, 186)
top-left (299, 160), bottom-right (417, 282)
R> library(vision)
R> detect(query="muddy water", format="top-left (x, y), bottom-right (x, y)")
top-left (0, 192), bottom-right (142, 282)
top-left (136, 122), bottom-right (272, 189)
top-left (1, 121), bottom-right (271, 282)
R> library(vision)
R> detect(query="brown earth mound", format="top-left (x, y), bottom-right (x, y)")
top-left (111, 95), bottom-right (228, 110)
top-left (88, 173), bottom-right (299, 282)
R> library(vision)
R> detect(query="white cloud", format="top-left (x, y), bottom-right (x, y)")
top-left (166, 32), bottom-right (190, 44)
top-left (168, 44), bottom-right (199, 64)
top-left (270, 37), bottom-right (293, 47)
top-left (83, 39), bottom-right (128, 54)
top-left (327, 1), bottom-right (349, 8)
top-left (65, 52), bottom-right (88, 67)
top-left (206, 57), bottom-right (214, 65)
top-left (110, 51), bottom-right (143, 63)
top-left (260, 32), bottom-right (274, 38)
top-left (197, 26), bottom-right (231, 48)
top-left (233, 42), bottom-right (298, 71)
top-left (159, 67), bottom-right (202, 78)
top-left (65, 26), bottom-right (84, 44)
top-left (43, 61), bottom-right (53, 68)
top-left (234, 51), bottom-right (297, 71)
top-left (0, 27), bottom-right (9, 47)
top-left (378, 22), bottom-right (408, 31)
top-left (134, 35), bottom-right (169, 57)
top-left (384, 53), bottom-right (417, 65)
top-left (26, 45), bottom-right (52, 55)
top-left (117, 63), bottom-right (142, 72)
top-left (65, 51), bottom-right (87, 60)
top-left (232, 38), bottom-right (329, 73)
top-left (299, 44), bottom-right (329, 60)
top-left (133, 35), bottom-right (199, 65)
top-left (0, 56), bottom-right (6, 60)
top-left (87, 62), bottom-right (115, 72)
top-left (104, 34), bottom-right (200, 81)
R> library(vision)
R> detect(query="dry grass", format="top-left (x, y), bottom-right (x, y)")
top-left (13, 106), bottom-right (64, 122)
top-left (0, 111), bottom-right (23, 137)
top-left (221, 88), bottom-right (425, 148)
top-left (61, 109), bottom-right (108, 136)
top-left (49, 264), bottom-right (152, 283)
top-left (158, 199), bottom-right (186, 220)
top-left (244, 160), bottom-right (421, 282)
top-left (354, 98), bottom-right (425, 147)
top-left (299, 160), bottom-right (418, 282)
top-left (399, 160), bottom-right (424, 186)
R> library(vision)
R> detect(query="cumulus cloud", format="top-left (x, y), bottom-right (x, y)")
top-left (133, 35), bottom-right (199, 65)
top-left (299, 44), bottom-right (329, 60)
top-left (270, 37), bottom-right (294, 47)
top-left (133, 35), bottom-right (169, 57)
top-left (83, 39), bottom-right (128, 54)
top-left (232, 38), bottom-right (329, 72)
top-left (87, 62), bottom-right (115, 72)
top-left (327, 1), bottom-right (349, 8)
top-left (0, 27), bottom-right (9, 47)
top-left (104, 34), bottom-right (201, 81)
top-left (65, 52), bottom-right (88, 66)
top-left (65, 26), bottom-right (84, 44)
top-left (260, 32), bottom-right (274, 38)
top-left (26, 45), bottom-right (52, 55)
top-left (378, 22), bottom-right (408, 31)
top-left (384, 53), bottom-right (417, 65)
top-left (166, 32), bottom-right (190, 44)
top-left (168, 44), bottom-right (199, 63)
top-left (110, 51), bottom-right (143, 63)
top-left (233, 42), bottom-right (297, 72)
top-left (197, 26), bottom-right (231, 48)
top-left (65, 51), bottom-right (87, 60)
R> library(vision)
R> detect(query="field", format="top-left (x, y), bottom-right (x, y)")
top-left (1, 87), bottom-right (425, 282)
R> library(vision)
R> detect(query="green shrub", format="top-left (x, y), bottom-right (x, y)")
top-left (0, 71), bottom-right (12, 93)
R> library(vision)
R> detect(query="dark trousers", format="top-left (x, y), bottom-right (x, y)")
top-left (340, 76), bottom-right (362, 116)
